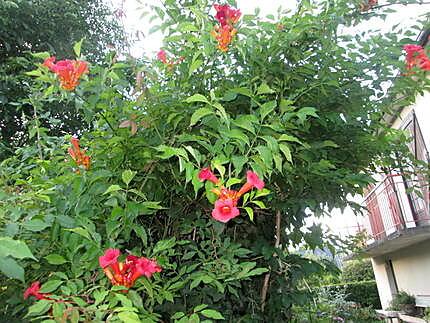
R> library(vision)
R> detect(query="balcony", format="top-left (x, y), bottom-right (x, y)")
top-left (359, 172), bottom-right (430, 257)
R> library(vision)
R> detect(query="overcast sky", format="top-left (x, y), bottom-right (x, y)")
top-left (110, 0), bottom-right (428, 58)
top-left (108, 0), bottom-right (429, 236)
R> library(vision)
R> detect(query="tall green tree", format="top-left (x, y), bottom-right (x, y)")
top-left (0, 0), bottom-right (126, 159)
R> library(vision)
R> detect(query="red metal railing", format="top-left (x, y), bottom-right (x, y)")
top-left (362, 173), bottom-right (430, 242)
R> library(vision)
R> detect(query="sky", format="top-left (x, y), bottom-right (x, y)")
top-left (108, 0), bottom-right (428, 237)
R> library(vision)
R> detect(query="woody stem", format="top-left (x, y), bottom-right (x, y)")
top-left (260, 210), bottom-right (281, 312)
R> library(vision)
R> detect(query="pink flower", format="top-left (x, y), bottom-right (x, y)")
top-left (24, 281), bottom-right (49, 300)
top-left (246, 171), bottom-right (265, 190)
top-left (211, 198), bottom-right (240, 223)
top-left (43, 57), bottom-right (88, 90)
top-left (237, 171), bottom-right (265, 197)
top-left (127, 257), bottom-right (162, 285)
top-left (157, 50), bottom-right (167, 64)
top-left (214, 4), bottom-right (241, 27)
top-left (198, 167), bottom-right (219, 184)
top-left (420, 58), bottom-right (430, 71)
top-left (99, 248), bottom-right (121, 270)
top-left (404, 44), bottom-right (423, 54)
top-left (43, 56), bottom-right (56, 70)
top-left (135, 258), bottom-right (162, 278)
top-left (403, 44), bottom-right (430, 72)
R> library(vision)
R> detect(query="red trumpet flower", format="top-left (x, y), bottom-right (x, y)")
top-left (212, 198), bottom-right (240, 223)
top-left (99, 249), bottom-right (161, 289)
top-left (211, 3), bottom-right (241, 52)
top-left (24, 281), bottom-right (50, 300)
top-left (68, 137), bottom-right (91, 171)
top-left (157, 49), bottom-right (184, 69)
top-left (198, 167), bottom-right (219, 184)
top-left (403, 44), bottom-right (430, 72)
top-left (43, 56), bottom-right (88, 91)
top-left (200, 168), bottom-right (265, 223)
top-left (214, 4), bottom-right (241, 28)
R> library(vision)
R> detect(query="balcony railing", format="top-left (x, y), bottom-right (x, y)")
top-left (362, 173), bottom-right (429, 242)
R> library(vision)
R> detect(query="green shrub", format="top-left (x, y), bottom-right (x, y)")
top-left (389, 291), bottom-right (416, 311)
top-left (341, 259), bottom-right (375, 282)
top-left (320, 280), bottom-right (381, 309)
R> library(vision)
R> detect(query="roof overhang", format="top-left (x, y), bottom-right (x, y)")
top-left (361, 225), bottom-right (430, 258)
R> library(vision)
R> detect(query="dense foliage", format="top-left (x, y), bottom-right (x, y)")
top-left (0, 0), bottom-right (126, 159)
top-left (292, 287), bottom-right (382, 322)
top-left (0, 0), bottom-right (429, 321)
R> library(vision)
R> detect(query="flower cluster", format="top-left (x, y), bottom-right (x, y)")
top-left (199, 169), bottom-right (264, 223)
top-left (359, 0), bottom-right (377, 12)
top-left (403, 44), bottom-right (430, 72)
top-left (24, 281), bottom-right (50, 300)
top-left (157, 49), bottom-right (184, 69)
top-left (99, 249), bottom-right (161, 288)
top-left (68, 137), bottom-right (91, 170)
top-left (43, 56), bottom-right (88, 91)
top-left (211, 4), bottom-right (241, 52)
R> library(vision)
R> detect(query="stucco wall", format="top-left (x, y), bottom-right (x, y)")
top-left (371, 257), bottom-right (396, 309)
top-left (391, 91), bottom-right (430, 147)
top-left (371, 239), bottom-right (430, 309)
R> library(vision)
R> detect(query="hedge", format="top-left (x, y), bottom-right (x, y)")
top-left (319, 280), bottom-right (381, 309)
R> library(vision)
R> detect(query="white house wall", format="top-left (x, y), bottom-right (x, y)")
top-left (391, 91), bottom-right (430, 147)
top-left (371, 239), bottom-right (430, 309)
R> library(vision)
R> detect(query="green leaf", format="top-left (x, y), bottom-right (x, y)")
top-left (172, 312), bottom-right (186, 319)
top-left (39, 279), bottom-right (63, 293)
top-left (251, 200), bottom-right (266, 209)
top-left (279, 144), bottom-right (293, 163)
top-left (278, 134), bottom-right (303, 145)
top-left (194, 304), bottom-right (208, 312)
top-left (178, 22), bottom-right (199, 32)
top-left (257, 82), bottom-right (275, 95)
top-left (234, 115), bottom-right (257, 134)
top-left (226, 178), bottom-right (242, 187)
top-left (45, 254), bottom-right (67, 265)
top-left (200, 309), bottom-right (225, 320)
top-left (231, 155), bottom-right (247, 175)
top-left (26, 300), bottom-right (51, 317)
top-left (185, 94), bottom-right (209, 104)
top-left (254, 188), bottom-right (271, 198)
top-left (230, 87), bottom-right (253, 97)
top-left (189, 59), bottom-right (203, 76)
top-left (246, 268), bottom-right (269, 276)
top-left (189, 313), bottom-right (200, 323)
top-left (26, 69), bottom-right (42, 77)
top-left (0, 237), bottom-right (36, 260)
top-left (118, 311), bottom-right (141, 323)
top-left (73, 38), bottom-right (84, 57)
top-left (103, 184), bottom-right (122, 195)
top-left (156, 145), bottom-right (188, 160)
top-left (244, 207), bottom-right (254, 221)
top-left (297, 107), bottom-right (319, 123)
top-left (122, 170), bottom-right (137, 186)
top-left (190, 108), bottom-right (213, 126)
top-left (23, 219), bottom-right (50, 232)
top-left (153, 237), bottom-right (176, 254)
top-left (53, 302), bottom-right (66, 320)
top-left (259, 100), bottom-right (277, 121)
top-left (255, 146), bottom-right (272, 168)
top-left (31, 52), bottom-right (51, 60)
top-left (70, 308), bottom-right (80, 323)
top-left (65, 227), bottom-right (91, 240)
top-left (0, 256), bottom-right (24, 281)
top-left (225, 129), bottom-right (250, 146)
top-left (184, 146), bottom-right (201, 164)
